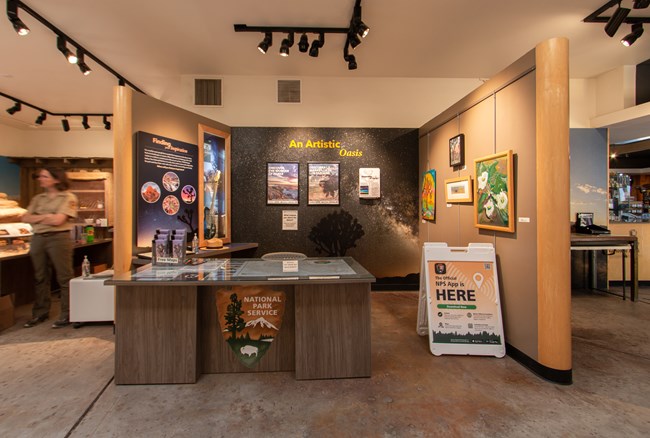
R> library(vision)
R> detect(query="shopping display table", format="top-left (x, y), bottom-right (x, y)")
top-left (107, 257), bottom-right (375, 384)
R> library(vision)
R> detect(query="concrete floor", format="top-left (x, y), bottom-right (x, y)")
top-left (0, 289), bottom-right (648, 438)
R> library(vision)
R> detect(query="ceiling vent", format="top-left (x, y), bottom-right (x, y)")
top-left (194, 79), bottom-right (222, 106)
top-left (277, 80), bottom-right (301, 103)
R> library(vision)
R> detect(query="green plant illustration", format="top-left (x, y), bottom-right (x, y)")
top-left (476, 159), bottom-right (509, 226)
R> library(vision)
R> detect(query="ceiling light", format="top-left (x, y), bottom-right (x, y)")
top-left (621, 22), bottom-right (644, 45)
top-left (348, 32), bottom-right (362, 49)
top-left (633, 0), bottom-right (650, 8)
top-left (77, 49), bottom-right (92, 75)
top-left (57, 35), bottom-right (78, 64)
top-left (351, 0), bottom-right (369, 38)
top-left (279, 32), bottom-right (294, 57)
top-left (6, 101), bottom-right (21, 114)
top-left (258, 32), bottom-right (272, 54)
top-left (605, 3), bottom-right (631, 37)
top-left (82, 115), bottom-right (90, 129)
top-left (355, 20), bottom-right (369, 39)
top-left (35, 112), bottom-right (47, 125)
top-left (103, 115), bottom-right (111, 130)
top-left (61, 118), bottom-right (70, 132)
top-left (309, 33), bottom-right (324, 57)
top-left (298, 33), bottom-right (309, 53)
top-left (7, 0), bottom-right (29, 36)
top-left (345, 54), bottom-right (357, 70)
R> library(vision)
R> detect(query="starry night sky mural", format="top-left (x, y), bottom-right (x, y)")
top-left (231, 127), bottom-right (420, 288)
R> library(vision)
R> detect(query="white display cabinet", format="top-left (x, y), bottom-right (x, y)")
top-left (69, 275), bottom-right (115, 325)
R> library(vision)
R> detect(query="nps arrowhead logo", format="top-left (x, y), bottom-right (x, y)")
top-left (216, 286), bottom-right (286, 368)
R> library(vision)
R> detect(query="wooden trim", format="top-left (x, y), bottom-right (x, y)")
top-left (113, 86), bottom-right (133, 274)
top-left (535, 38), bottom-right (571, 371)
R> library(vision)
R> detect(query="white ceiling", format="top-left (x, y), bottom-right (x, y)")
top-left (1, 1), bottom-right (649, 135)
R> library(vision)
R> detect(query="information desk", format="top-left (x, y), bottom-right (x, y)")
top-left (107, 257), bottom-right (375, 384)
top-left (570, 234), bottom-right (638, 301)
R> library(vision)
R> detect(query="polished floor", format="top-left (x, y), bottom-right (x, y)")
top-left (0, 288), bottom-right (648, 438)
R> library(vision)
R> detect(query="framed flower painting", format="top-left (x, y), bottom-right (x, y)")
top-left (474, 150), bottom-right (514, 232)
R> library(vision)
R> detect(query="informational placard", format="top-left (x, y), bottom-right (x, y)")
top-left (136, 132), bottom-right (199, 247)
top-left (282, 210), bottom-right (298, 230)
top-left (416, 242), bottom-right (505, 357)
top-left (359, 167), bottom-right (380, 199)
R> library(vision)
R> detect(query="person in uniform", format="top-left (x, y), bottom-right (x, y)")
top-left (21, 168), bottom-right (78, 328)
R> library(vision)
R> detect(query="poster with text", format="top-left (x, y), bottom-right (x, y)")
top-left (427, 259), bottom-right (503, 347)
top-left (267, 162), bottom-right (299, 205)
top-left (359, 167), bottom-right (380, 199)
top-left (136, 131), bottom-right (198, 247)
top-left (308, 162), bottom-right (340, 205)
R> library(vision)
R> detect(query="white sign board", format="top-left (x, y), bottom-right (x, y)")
top-left (416, 242), bottom-right (505, 357)
top-left (282, 210), bottom-right (298, 230)
top-left (358, 168), bottom-right (380, 199)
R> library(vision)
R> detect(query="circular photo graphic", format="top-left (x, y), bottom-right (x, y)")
top-left (141, 182), bottom-right (161, 203)
top-left (162, 172), bottom-right (180, 192)
top-left (162, 195), bottom-right (180, 216)
top-left (181, 185), bottom-right (197, 204)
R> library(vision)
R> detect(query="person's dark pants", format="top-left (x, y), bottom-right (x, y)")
top-left (29, 232), bottom-right (73, 320)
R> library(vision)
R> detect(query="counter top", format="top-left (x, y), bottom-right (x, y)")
top-left (108, 257), bottom-right (376, 286)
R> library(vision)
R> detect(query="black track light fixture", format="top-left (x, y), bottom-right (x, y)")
top-left (6, 101), bottom-right (21, 115)
top-left (258, 32), bottom-right (272, 54)
top-left (7, 0), bottom-right (29, 36)
top-left (103, 115), bottom-right (111, 130)
top-left (309, 33), bottom-right (324, 57)
top-left (35, 112), bottom-right (46, 125)
top-left (77, 49), bottom-right (92, 75)
top-left (621, 22), bottom-right (644, 45)
top-left (61, 117), bottom-right (70, 132)
top-left (634, 0), bottom-right (650, 9)
top-left (82, 115), bottom-right (90, 129)
top-left (343, 39), bottom-right (357, 70)
top-left (298, 33), bottom-right (309, 52)
top-left (57, 35), bottom-right (77, 64)
top-left (605, 2), bottom-right (631, 36)
top-left (234, 0), bottom-right (368, 69)
top-left (279, 32), bottom-right (294, 57)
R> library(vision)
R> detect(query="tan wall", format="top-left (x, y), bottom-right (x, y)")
top-left (418, 38), bottom-right (571, 373)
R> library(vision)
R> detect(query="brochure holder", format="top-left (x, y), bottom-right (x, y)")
top-left (416, 242), bottom-right (505, 357)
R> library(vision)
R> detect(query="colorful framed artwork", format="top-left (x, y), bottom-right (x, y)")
top-left (444, 175), bottom-right (473, 203)
top-left (308, 162), bottom-right (340, 205)
top-left (474, 150), bottom-right (514, 233)
top-left (421, 169), bottom-right (436, 221)
top-left (267, 162), bottom-right (299, 205)
top-left (449, 134), bottom-right (465, 167)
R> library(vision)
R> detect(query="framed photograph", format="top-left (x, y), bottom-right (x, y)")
top-left (421, 169), bottom-right (436, 221)
top-left (449, 134), bottom-right (465, 167)
top-left (199, 124), bottom-right (231, 245)
top-left (444, 175), bottom-right (473, 203)
top-left (308, 162), bottom-right (340, 205)
top-left (474, 150), bottom-right (514, 233)
top-left (267, 162), bottom-right (299, 205)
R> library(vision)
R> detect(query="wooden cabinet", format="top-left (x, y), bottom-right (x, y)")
top-left (67, 171), bottom-right (113, 226)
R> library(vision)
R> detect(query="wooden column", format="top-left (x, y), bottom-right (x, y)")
top-left (535, 38), bottom-right (571, 371)
top-left (112, 86), bottom-right (133, 274)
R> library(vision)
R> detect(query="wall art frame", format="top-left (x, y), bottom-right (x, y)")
top-left (444, 175), bottom-right (473, 203)
top-left (449, 133), bottom-right (465, 167)
top-left (474, 150), bottom-right (514, 233)
top-left (266, 162), bottom-right (300, 205)
top-left (421, 169), bottom-right (436, 221)
top-left (308, 162), bottom-right (340, 205)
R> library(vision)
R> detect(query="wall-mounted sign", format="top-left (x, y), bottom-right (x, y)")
top-left (267, 162), bottom-right (299, 205)
top-left (308, 162), bottom-right (340, 205)
top-left (359, 168), bottom-right (380, 199)
top-left (136, 131), bottom-right (198, 247)
top-left (282, 210), bottom-right (298, 230)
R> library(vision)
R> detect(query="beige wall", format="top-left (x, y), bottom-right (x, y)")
top-left (608, 223), bottom-right (650, 282)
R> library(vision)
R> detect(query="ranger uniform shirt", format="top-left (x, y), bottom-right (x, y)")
top-left (26, 191), bottom-right (78, 234)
